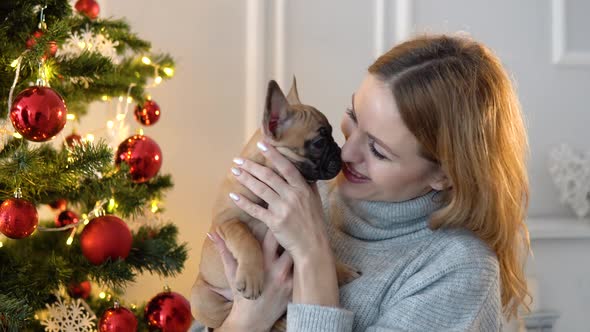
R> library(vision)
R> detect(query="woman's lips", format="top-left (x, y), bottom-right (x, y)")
top-left (342, 163), bottom-right (370, 183)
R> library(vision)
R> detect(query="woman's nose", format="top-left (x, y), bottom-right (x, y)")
top-left (341, 131), bottom-right (363, 163)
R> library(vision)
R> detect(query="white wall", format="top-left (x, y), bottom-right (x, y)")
top-left (90, 1), bottom-right (589, 331)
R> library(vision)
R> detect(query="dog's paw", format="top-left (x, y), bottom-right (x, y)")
top-left (234, 264), bottom-right (264, 300)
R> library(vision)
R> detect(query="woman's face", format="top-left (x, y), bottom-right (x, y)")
top-left (336, 74), bottom-right (445, 202)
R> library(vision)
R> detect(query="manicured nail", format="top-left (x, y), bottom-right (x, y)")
top-left (231, 167), bottom-right (241, 176)
top-left (229, 192), bottom-right (240, 201)
top-left (206, 232), bottom-right (214, 241)
top-left (233, 157), bottom-right (244, 165)
top-left (257, 141), bottom-right (268, 152)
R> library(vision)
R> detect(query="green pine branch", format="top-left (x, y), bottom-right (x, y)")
top-left (0, 1), bottom-right (186, 330)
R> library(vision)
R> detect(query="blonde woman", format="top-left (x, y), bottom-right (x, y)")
top-left (194, 34), bottom-right (530, 332)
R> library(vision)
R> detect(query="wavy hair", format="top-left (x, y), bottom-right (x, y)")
top-left (369, 34), bottom-right (531, 318)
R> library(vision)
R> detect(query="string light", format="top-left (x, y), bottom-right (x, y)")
top-left (67, 114), bottom-right (76, 120)
top-left (141, 56), bottom-right (152, 65)
top-left (101, 95), bottom-right (109, 101)
top-left (106, 120), bottom-right (114, 128)
top-left (163, 67), bottom-right (174, 77)
top-left (82, 213), bottom-right (89, 225)
top-left (10, 59), bottom-right (19, 68)
top-left (99, 292), bottom-right (106, 299)
top-left (126, 96), bottom-right (133, 104)
top-left (85, 134), bottom-right (94, 142)
top-left (107, 198), bottom-right (117, 212)
top-left (0, 241), bottom-right (3, 248)
top-left (154, 76), bottom-right (162, 85)
top-left (13, 132), bottom-right (23, 139)
top-left (151, 200), bottom-right (159, 213)
top-left (66, 227), bottom-right (76, 245)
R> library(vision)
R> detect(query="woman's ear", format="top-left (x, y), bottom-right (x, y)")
top-left (428, 166), bottom-right (451, 191)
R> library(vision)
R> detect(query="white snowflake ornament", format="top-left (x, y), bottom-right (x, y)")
top-left (548, 144), bottom-right (590, 218)
top-left (57, 26), bottom-right (120, 64)
top-left (40, 295), bottom-right (96, 332)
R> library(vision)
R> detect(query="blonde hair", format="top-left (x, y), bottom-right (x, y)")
top-left (369, 34), bottom-right (530, 318)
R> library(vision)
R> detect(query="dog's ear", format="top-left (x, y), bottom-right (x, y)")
top-left (263, 80), bottom-right (292, 140)
top-left (286, 76), bottom-right (301, 105)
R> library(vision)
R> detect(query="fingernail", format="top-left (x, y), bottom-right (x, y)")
top-left (230, 167), bottom-right (241, 176)
top-left (206, 232), bottom-right (214, 241)
top-left (229, 192), bottom-right (240, 201)
top-left (233, 158), bottom-right (244, 165)
top-left (257, 141), bottom-right (268, 152)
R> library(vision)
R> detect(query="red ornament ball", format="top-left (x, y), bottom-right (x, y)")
top-left (115, 135), bottom-right (162, 183)
top-left (49, 198), bottom-right (68, 211)
top-left (0, 198), bottom-right (38, 239)
top-left (99, 304), bottom-right (138, 332)
top-left (134, 100), bottom-right (161, 126)
top-left (65, 132), bottom-right (83, 148)
top-left (80, 215), bottom-right (132, 265)
top-left (67, 280), bottom-right (92, 299)
top-left (75, 0), bottom-right (100, 19)
top-left (10, 86), bottom-right (68, 142)
top-left (145, 291), bottom-right (193, 332)
top-left (25, 30), bottom-right (57, 59)
top-left (25, 30), bottom-right (43, 49)
top-left (55, 210), bottom-right (79, 228)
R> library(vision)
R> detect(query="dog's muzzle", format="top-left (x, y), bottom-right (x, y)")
top-left (299, 143), bottom-right (342, 182)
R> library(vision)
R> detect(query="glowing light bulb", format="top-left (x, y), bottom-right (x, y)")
top-left (142, 56), bottom-right (152, 65)
top-left (154, 76), bottom-right (162, 85)
top-left (85, 134), bottom-right (94, 142)
top-left (10, 59), bottom-right (19, 68)
top-left (101, 95), bottom-right (109, 101)
top-left (99, 292), bottom-right (106, 299)
top-left (151, 200), bottom-right (159, 213)
top-left (107, 120), bottom-right (114, 129)
top-left (163, 67), bottom-right (174, 76)
top-left (127, 96), bottom-right (133, 104)
top-left (67, 114), bottom-right (76, 120)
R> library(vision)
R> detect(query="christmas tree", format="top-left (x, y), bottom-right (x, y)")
top-left (0, 0), bottom-right (191, 331)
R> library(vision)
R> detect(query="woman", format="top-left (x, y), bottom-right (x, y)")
top-left (194, 34), bottom-right (530, 331)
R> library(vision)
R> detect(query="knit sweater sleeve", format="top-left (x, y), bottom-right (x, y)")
top-left (286, 263), bottom-right (501, 332)
top-left (367, 263), bottom-right (502, 332)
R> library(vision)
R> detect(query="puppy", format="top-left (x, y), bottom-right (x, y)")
top-left (191, 78), bottom-right (359, 330)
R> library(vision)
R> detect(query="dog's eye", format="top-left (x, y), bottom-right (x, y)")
top-left (313, 137), bottom-right (327, 150)
top-left (319, 127), bottom-right (330, 136)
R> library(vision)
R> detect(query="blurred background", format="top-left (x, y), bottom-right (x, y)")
top-left (77, 1), bottom-right (590, 331)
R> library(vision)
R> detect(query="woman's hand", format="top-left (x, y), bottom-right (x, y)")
top-left (207, 230), bottom-right (293, 332)
top-left (228, 141), bottom-right (340, 307)
top-left (228, 141), bottom-right (331, 263)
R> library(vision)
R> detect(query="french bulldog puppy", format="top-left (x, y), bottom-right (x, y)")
top-left (191, 78), bottom-right (359, 330)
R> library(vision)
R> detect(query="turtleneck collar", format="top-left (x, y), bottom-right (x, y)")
top-left (329, 186), bottom-right (444, 243)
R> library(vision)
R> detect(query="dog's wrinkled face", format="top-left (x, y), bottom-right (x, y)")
top-left (262, 79), bottom-right (342, 181)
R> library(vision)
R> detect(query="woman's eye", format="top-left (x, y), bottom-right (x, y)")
top-left (369, 140), bottom-right (387, 160)
top-left (346, 108), bottom-right (357, 123)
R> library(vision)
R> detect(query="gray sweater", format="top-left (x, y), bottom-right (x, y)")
top-left (191, 181), bottom-right (502, 331)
